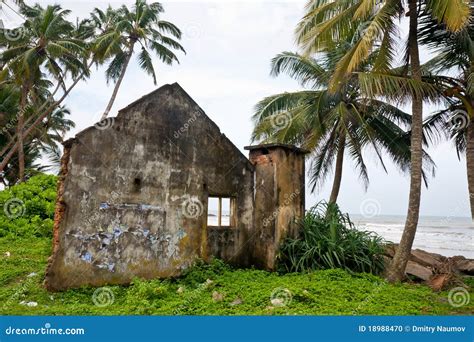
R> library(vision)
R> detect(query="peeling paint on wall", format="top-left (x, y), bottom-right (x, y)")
top-left (44, 83), bottom-right (306, 291)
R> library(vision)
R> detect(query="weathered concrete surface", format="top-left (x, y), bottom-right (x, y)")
top-left (246, 144), bottom-right (307, 270)
top-left (45, 83), bottom-right (256, 290)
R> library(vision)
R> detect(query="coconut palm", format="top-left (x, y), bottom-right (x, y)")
top-left (96, 0), bottom-right (185, 119)
top-left (0, 83), bottom-right (74, 184)
top-left (295, 0), bottom-right (470, 282)
top-left (420, 13), bottom-right (474, 218)
top-left (0, 3), bottom-right (87, 182)
top-left (88, 6), bottom-right (120, 65)
top-left (252, 47), bottom-right (435, 203)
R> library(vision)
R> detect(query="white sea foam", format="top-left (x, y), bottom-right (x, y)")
top-left (206, 211), bottom-right (473, 258)
top-left (352, 215), bottom-right (473, 258)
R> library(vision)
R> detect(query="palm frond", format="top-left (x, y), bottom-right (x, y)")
top-left (137, 47), bottom-right (156, 84)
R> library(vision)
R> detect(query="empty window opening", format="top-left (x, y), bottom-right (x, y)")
top-left (207, 197), bottom-right (234, 227)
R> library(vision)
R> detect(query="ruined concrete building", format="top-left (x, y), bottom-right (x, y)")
top-left (45, 83), bottom-right (307, 291)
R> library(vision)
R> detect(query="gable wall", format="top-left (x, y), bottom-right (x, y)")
top-left (45, 84), bottom-right (254, 290)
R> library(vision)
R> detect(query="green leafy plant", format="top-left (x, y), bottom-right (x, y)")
top-left (1, 236), bottom-right (472, 315)
top-left (278, 202), bottom-right (385, 274)
top-left (179, 258), bottom-right (231, 287)
top-left (0, 174), bottom-right (57, 238)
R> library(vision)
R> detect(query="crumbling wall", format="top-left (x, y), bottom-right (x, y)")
top-left (48, 140), bottom-right (72, 263)
top-left (45, 84), bottom-right (254, 290)
top-left (248, 145), bottom-right (306, 270)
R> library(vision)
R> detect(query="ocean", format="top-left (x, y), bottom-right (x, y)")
top-left (352, 215), bottom-right (474, 258)
top-left (207, 211), bottom-right (473, 258)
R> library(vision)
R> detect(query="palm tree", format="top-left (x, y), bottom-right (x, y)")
top-left (295, 0), bottom-right (470, 282)
top-left (252, 48), bottom-right (435, 203)
top-left (420, 14), bottom-right (474, 218)
top-left (1, 108), bottom-right (74, 185)
top-left (88, 6), bottom-right (120, 65)
top-left (0, 83), bottom-right (74, 184)
top-left (96, 0), bottom-right (185, 119)
top-left (0, 3), bottom-right (87, 182)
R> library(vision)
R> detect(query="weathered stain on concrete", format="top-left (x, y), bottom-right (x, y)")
top-left (45, 83), bottom-right (307, 291)
top-left (246, 144), bottom-right (307, 270)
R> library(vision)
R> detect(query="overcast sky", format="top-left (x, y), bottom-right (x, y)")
top-left (3, 0), bottom-right (471, 218)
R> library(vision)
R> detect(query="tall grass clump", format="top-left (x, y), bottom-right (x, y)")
top-left (278, 202), bottom-right (385, 274)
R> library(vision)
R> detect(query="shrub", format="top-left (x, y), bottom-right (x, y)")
top-left (179, 258), bottom-right (231, 287)
top-left (277, 202), bottom-right (385, 274)
top-left (0, 174), bottom-right (58, 238)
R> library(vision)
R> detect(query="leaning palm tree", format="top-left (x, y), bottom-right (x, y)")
top-left (96, 0), bottom-right (185, 119)
top-left (0, 3), bottom-right (87, 182)
top-left (0, 83), bottom-right (74, 184)
top-left (295, 0), bottom-right (470, 282)
top-left (252, 47), bottom-right (435, 203)
top-left (420, 12), bottom-right (474, 219)
top-left (88, 6), bottom-right (121, 65)
top-left (3, 106), bottom-right (74, 185)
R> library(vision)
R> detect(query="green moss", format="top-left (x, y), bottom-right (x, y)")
top-left (1, 237), bottom-right (472, 315)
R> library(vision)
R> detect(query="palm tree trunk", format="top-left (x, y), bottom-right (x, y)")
top-left (0, 60), bottom-right (93, 175)
top-left (17, 84), bottom-right (28, 183)
top-left (329, 132), bottom-right (345, 203)
top-left (17, 116), bottom-right (25, 182)
top-left (386, 0), bottom-right (423, 283)
top-left (101, 44), bottom-right (135, 120)
top-left (467, 119), bottom-right (474, 219)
